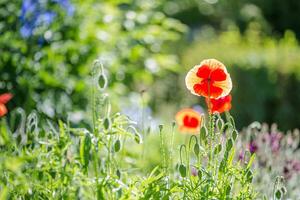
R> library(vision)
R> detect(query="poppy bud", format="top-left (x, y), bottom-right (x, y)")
top-left (232, 130), bottom-right (238, 141)
top-left (103, 117), bottom-right (111, 130)
top-left (217, 118), bottom-right (224, 131)
top-left (275, 190), bottom-right (282, 200)
top-left (194, 143), bottom-right (200, 155)
top-left (200, 126), bottom-right (207, 144)
top-left (179, 164), bottom-right (187, 177)
top-left (159, 124), bottom-right (163, 132)
top-left (98, 73), bottom-right (107, 90)
top-left (116, 169), bottom-right (121, 179)
top-left (114, 139), bottom-right (121, 152)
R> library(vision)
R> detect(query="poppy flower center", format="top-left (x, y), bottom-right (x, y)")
top-left (192, 66), bottom-right (228, 98)
top-left (183, 115), bottom-right (199, 128)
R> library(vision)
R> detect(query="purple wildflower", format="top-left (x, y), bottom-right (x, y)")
top-left (238, 150), bottom-right (244, 161)
top-left (20, 0), bottom-right (74, 38)
top-left (190, 165), bottom-right (198, 177)
top-left (292, 160), bottom-right (300, 172)
top-left (269, 132), bottom-right (282, 153)
top-left (248, 140), bottom-right (258, 154)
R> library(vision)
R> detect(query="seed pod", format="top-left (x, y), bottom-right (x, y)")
top-left (194, 143), bottom-right (200, 155)
top-left (114, 139), bottom-right (121, 152)
top-left (179, 164), bottom-right (187, 177)
top-left (214, 144), bottom-right (222, 155)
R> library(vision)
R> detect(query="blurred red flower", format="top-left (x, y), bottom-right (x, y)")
top-left (0, 93), bottom-right (13, 117)
top-left (206, 95), bottom-right (232, 114)
top-left (175, 108), bottom-right (203, 134)
top-left (185, 59), bottom-right (232, 99)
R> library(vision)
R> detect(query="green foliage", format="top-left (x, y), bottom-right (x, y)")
top-left (0, 60), bottom-right (258, 199)
top-left (174, 115), bottom-right (256, 199)
top-left (0, 110), bottom-right (259, 199)
top-left (0, 0), bottom-right (186, 121)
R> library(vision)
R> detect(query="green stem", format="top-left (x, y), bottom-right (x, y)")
top-left (159, 128), bottom-right (167, 174)
top-left (208, 114), bottom-right (215, 172)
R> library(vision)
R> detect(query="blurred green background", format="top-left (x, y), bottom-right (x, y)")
top-left (1, 0), bottom-right (300, 130)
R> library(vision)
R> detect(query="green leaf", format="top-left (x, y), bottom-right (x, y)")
top-left (214, 144), bottom-right (222, 155)
top-left (226, 138), bottom-right (233, 152)
top-left (227, 147), bottom-right (236, 166)
top-left (246, 169), bottom-right (253, 183)
top-left (80, 134), bottom-right (91, 168)
top-left (226, 184), bottom-right (231, 196)
top-left (198, 170), bottom-right (202, 180)
top-left (116, 169), bottom-right (121, 179)
top-left (246, 153), bottom-right (256, 169)
top-left (0, 186), bottom-right (8, 200)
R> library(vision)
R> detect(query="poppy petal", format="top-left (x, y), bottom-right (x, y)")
top-left (211, 68), bottom-right (227, 81)
top-left (0, 104), bottom-right (8, 117)
top-left (208, 95), bottom-right (232, 114)
top-left (0, 93), bottom-right (13, 104)
top-left (183, 115), bottom-right (200, 128)
top-left (196, 65), bottom-right (211, 79)
top-left (185, 65), bottom-right (203, 97)
top-left (200, 59), bottom-right (227, 72)
top-left (175, 108), bottom-right (203, 134)
top-left (213, 76), bottom-right (232, 98)
top-left (193, 81), bottom-right (223, 99)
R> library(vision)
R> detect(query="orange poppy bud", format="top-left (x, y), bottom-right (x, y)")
top-left (185, 59), bottom-right (232, 99)
top-left (0, 93), bottom-right (13, 117)
top-left (207, 95), bottom-right (232, 114)
top-left (175, 108), bottom-right (203, 134)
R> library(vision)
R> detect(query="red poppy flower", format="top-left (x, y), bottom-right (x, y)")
top-left (175, 108), bottom-right (203, 134)
top-left (185, 59), bottom-right (232, 99)
top-left (206, 95), bottom-right (232, 114)
top-left (0, 93), bottom-right (13, 117)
